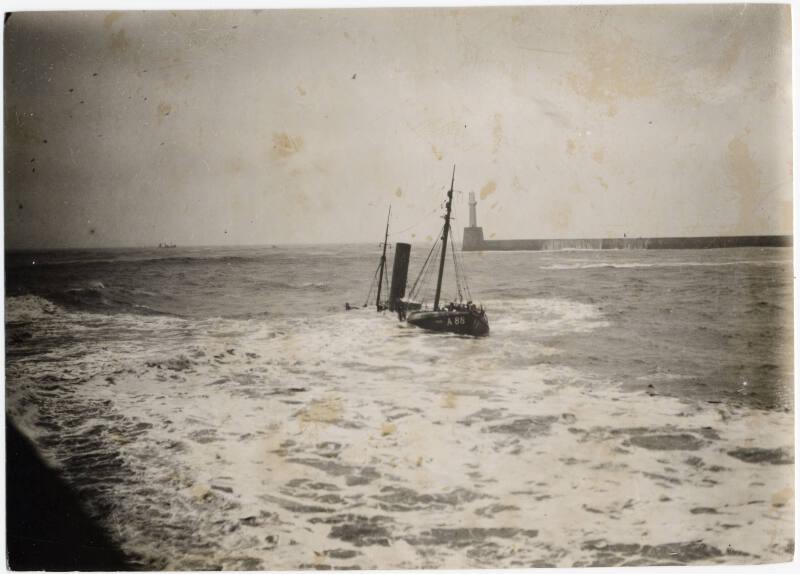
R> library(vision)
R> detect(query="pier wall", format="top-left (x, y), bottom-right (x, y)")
top-left (462, 227), bottom-right (792, 251)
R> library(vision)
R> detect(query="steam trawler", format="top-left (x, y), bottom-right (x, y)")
top-left (404, 167), bottom-right (489, 337)
top-left (356, 205), bottom-right (416, 314)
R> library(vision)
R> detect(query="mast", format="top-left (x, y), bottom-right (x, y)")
top-left (376, 205), bottom-right (391, 310)
top-left (433, 166), bottom-right (455, 311)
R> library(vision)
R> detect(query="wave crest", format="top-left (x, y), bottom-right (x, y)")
top-left (5, 295), bottom-right (63, 322)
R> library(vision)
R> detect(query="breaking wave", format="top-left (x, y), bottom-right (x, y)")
top-left (540, 260), bottom-right (790, 270)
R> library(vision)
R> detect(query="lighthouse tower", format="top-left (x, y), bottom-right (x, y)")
top-left (468, 192), bottom-right (477, 227)
top-left (462, 191), bottom-right (485, 251)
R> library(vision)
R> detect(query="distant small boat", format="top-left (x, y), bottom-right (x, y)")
top-left (158, 243), bottom-right (177, 249)
top-left (403, 166), bottom-right (489, 337)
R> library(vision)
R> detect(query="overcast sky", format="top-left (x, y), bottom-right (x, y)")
top-left (4, 4), bottom-right (792, 248)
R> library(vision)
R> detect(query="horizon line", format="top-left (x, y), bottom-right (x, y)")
top-left (3, 232), bottom-right (794, 252)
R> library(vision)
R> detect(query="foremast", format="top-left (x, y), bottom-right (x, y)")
top-left (433, 166), bottom-right (455, 311)
top-left (375, 205), bottom-right (391, 310)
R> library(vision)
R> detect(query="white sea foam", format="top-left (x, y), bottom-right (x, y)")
top-left (5, 294), bottom-right (793, 569)
top-left (540, 260), bottom-right (791, 271)
top-left (482, 298), bottom-right (609, 334)
top-left (4, 294), bottom-right (62, 321)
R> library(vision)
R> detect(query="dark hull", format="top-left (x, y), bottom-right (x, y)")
top-left (406, 309), bottom-right (489, 337)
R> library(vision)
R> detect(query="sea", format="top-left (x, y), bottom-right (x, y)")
top-left (4, 244), bottom-right (795, 569)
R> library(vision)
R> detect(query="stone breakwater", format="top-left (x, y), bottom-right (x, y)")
top-left (462, 227), bottom-right (792, 251)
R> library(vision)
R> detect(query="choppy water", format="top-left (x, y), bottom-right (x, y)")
top-left (4, 245), bottom-right (794, 569)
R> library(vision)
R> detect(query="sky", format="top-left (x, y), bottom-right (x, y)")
top-left (3, 4), bottom-right (793, 248)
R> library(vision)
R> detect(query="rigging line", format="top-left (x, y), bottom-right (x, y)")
top-left (462, 259), bottom-right (472, 300)
top-left (447, 201), bottom-right (466, 300)
top-left (417, 250), bottom-right (439, 305)
top-left (421, 231), bottom-right (443, 294)
top-left (363, 261), bottom-right (382, 307)
top-left (443, 201), bottom-right (459, 303)
top-left (456, 239), bottom-right (469, 300)
top-left (450, 233), bottom-right (463, 301)
top-left (449, 229), bottom-right (472, 302)
top-left (461, 252), bottom-right (473, 300)
top-left (408, 227), bottom-right (443, 298)
top-left (364, 283), bottom-right (373, 308)
top-left (421, 252), bottom-right (440, 305)
top-left (461, 260), bottom-right (472, 301)
top-left (455, 230), bottom-right (472, 299)
top-left (364, 277), bottom-right (375, 307)
top-left (383, 262), bottom-right (391, 303)
top-left (413, 248), bottom-right (437, 303)
top-left (387, 207), bottom-right (441, 237)
top-left (453, 234), bottom-right (463, 295)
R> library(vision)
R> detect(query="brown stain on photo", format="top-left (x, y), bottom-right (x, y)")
top-left (726, 129), bottom-right (763, 233)
top-left (568, 183), bottom-right (583, 196)
top-left (566, 139), bottom-right (576, 156)
top-left (551, 202), bottom-right (572, 231)
top-left (770, 486), bottom-right (793, 508)
top-left (6, 105), bottom-right (45, 146)
top-left (190, 483), bottom-right (211, 501)
top-left (156, 102), bottom-right (172, 125)
top-left (480, 181), bottom-right (496, 200)
top-left (298, 397), bottom-right (343, 425)
top-left (272, 132), bottom-right (304, 160)
top-left (296, 84), bottom-right (306, 96)
top-left (592, 148), bottom-right (605, 163)
top-left (512, 176), bottom-right (527, 194)
top-left (431, 144), bottom-right (443, 161)
top-left (290, 190), bottom-right (311, 211)
top-left (103, 12), bottom-right (123, 29)
top-left (492, 113), bottom-right (503, 155)
top-left (395, 187), bottom-right (403, 198)
top-left (716, 32), bottom-right (743, 81)
top-left (780, 199), bottom-right (792, 231)
top-left (567, 33), bottom-right (663, 115)
top-left (110, 28), bottom-right (129, 54)
top-left (225, 157), bottom-right (245, 174)
top-left (442, 392), bottom-right (457, 409)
